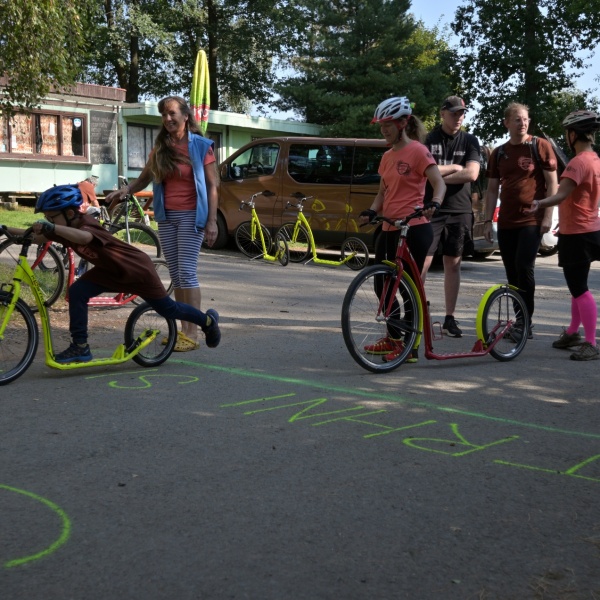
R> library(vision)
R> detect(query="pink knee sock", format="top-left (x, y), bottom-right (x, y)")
top-left (573, 291), bottom-right (597, 345)
top-left (566, 297), bottom-right (581, 335)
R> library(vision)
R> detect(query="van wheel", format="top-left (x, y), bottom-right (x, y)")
top-left (205, 213), bottom-right (229, 249)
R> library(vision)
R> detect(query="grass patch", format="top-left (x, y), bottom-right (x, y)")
top-left (0, 206), bottom-right (36, 229)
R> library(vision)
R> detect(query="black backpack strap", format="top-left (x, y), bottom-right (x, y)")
top-left (531, 136), bottom-right (542, 168)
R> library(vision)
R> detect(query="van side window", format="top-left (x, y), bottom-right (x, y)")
top-left (230, 142), bottom-right (279, 179)
top-left (288, 144), bottom-right (352, 184)
top-left (352, 146), bottom-right (385, 185)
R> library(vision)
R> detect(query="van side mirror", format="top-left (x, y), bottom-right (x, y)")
top-left (220, 164), bottom-right (230, 180)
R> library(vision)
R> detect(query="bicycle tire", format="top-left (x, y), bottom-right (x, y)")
top-left (276, 222), bottom-right (311, 262)
top-left (0, 292), bottom-right (39, 385)
top-left (130, 258), bottom-right (174, 306)
top-left (0, 240), bottom-right (66, 311)
top-left (341, 237), bottom-right (370, 270)
top-left (111, 222), bottom-right (161, 258)
top-left (275, 233), bottom-right (290, 266)
top-left (108, 199), bottom-right (147, 227)
top-left (124, 302), bottom-right (177, 367)
top-left (341, 265), bottom-right (420, 373)
top-left (480, 287), bottom-right (529, 361)
top-left (235, 221), bottom-right (272, 259)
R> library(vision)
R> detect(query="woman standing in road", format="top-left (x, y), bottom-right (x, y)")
top-left (106, 96), bottom-right (219, 352)
top-left (358, 96), bottom-right (446, 362)
top-left (524, 110), bottom-right (600, 361)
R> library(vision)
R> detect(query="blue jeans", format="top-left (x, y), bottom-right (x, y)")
top-left (68, 279), bottom-right (208, 345)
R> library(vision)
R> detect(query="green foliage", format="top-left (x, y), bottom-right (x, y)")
top-left (452, 0), bottom-right (600, 143)
top-left (273, 0), bottom-right (459, 137)
top-left (0, 0), bottom-right (91, 115)
top-left (81, 0), bottom-right (300, 110)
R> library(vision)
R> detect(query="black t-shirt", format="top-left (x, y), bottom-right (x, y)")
top-left (424, 126), bottom-right (481, 213)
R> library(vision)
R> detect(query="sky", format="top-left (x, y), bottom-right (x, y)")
top-left (412, 0), bottom-right (599, 94)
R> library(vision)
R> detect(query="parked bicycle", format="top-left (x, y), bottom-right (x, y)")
top-left (107, 176), bottom-right (153, 227)
top-left (0, 226), bottom-right (177, 385)
top-left (341, 208), bottom-right (529, 373)
top-left (235, 191), bottom-right (290, 266)
top-left (276, 192), bottom-right (369, 270)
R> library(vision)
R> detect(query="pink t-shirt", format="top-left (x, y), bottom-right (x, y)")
top-left (163, 144), bottom-right (216, 211)
top-left (378, 141), bottom-right (436, 231)
top-left (558, 151), bottom-right (600, 234)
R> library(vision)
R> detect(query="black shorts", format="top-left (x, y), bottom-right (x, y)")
top-left (558, 230), bottom-right (600, 267)
top-left (427, 213), bottom-right (474, 257)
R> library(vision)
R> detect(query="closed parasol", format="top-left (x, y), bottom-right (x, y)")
top-left (190, 49), bottom-right (210, 135)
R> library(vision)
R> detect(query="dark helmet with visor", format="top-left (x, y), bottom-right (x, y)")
top-left (562, 110), bottom-right (600, 133)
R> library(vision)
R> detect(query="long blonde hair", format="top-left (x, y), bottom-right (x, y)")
top-left (405, 115), bottom-right (427, 143)
top-left (149, 96), bottom-right (204, 182)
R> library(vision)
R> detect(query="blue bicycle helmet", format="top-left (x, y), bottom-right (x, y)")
top-left (35, 184), bottom-right (83, 213)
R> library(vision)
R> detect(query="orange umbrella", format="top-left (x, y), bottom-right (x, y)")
top-left (190, 49), bottom-right (210, 135)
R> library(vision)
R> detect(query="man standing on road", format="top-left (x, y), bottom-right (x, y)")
top-left (421, 96), bottom-right (481, 338)
top-left (483, 102), bottom-right (558, 338)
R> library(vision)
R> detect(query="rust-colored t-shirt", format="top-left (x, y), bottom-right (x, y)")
top-left (487, 136), bottom-right (557, 229)
top-left (49, 214), bottom-right (166, 299)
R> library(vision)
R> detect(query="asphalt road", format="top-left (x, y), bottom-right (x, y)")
top-left (2, 248), bottom-right (600, 599)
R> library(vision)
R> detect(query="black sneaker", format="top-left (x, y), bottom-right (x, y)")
top-left (507, 322), bottom-right (533, 342)
top-left (54, 342), bottom-right (93, 363)
top-left (203, 309), bottom-right (221, 348)
top-left (443, 316), bottom-right (462, 338)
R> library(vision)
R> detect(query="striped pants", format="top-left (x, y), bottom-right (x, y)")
top-left (158, 210), bottom-right (205, 289)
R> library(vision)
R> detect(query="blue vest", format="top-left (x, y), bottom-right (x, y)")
top-left (152, 133), bottom-right (214, 229)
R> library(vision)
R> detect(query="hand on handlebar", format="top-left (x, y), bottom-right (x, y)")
top-left (358, 209), bottom-right (377, 226)
top-left (422, 201), bottom-right (440, 220)
top-left (33, 220), bottom-right (55, 236)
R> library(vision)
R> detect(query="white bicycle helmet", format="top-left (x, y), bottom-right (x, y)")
top-left (562, 110), bottom-right (600, 132)
top-left (371, 97), bottom-right (412, 124)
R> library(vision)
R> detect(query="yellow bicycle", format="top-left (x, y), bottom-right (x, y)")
top-left (276, 193), bottom-right (369, 270)
top-left (235, 191), bottom-right (290, 266)
top-left (0, 226), bottom-right (177, 385)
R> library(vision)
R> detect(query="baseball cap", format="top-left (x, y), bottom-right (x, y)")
top-left (441, 96), bottom-right (467, 112)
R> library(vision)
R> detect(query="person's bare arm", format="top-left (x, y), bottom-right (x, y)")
top-left (523, 177), bottom-right (577, 214)
top-left (440, 160), bottom-right (480, 184)
top-left (483, 177), bottom-right (500, 242)
top-left (203, 162), bottom-right (220, 247)
top-left (31, 222), bottom-right (93, 245)
top-left (424, 164), bottom-right (447, 218)
top-left (358, 178), bottom-right (386, 225)
top-left (540, 169), bottom-right (559, 233)
top-left (105, 163), bottom-right (153, 210)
